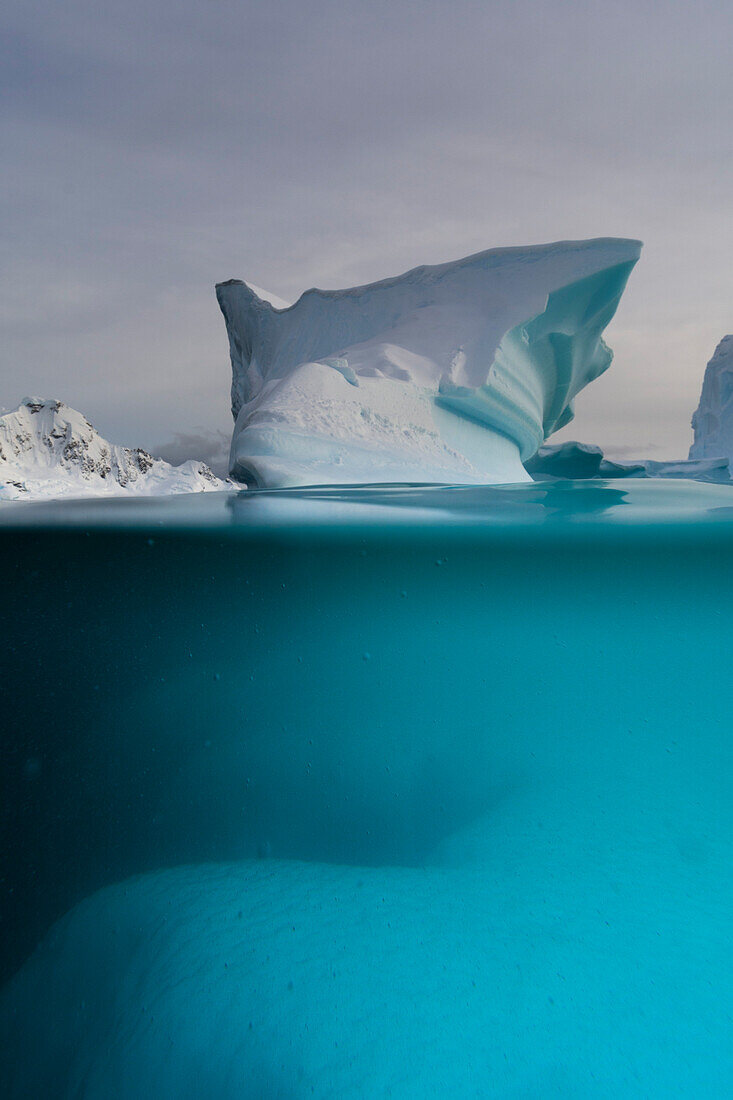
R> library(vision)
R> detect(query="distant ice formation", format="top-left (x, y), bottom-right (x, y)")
top-left (642, 456), bottom-right (731, 482)
top-left (217, 238), bottom-right (641, 487)
top-left (690, 335), bottom-right (733, 464)
top-left (526, 440), bottom-right (731, 483)
top-left (0, 399), bottom-right (231, 500)
top-left (524, 440), bottom-right (643, 479)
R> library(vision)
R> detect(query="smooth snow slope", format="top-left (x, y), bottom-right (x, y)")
top-left (217, 238), bottom-right (641, 487)
top-left (690, 335), bottom-right (733, 464)
top-left (0, 399), bottom-right (231, 500)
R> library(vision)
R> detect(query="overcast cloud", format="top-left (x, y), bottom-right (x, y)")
top-left (2, 0), bottom-right (731, 460)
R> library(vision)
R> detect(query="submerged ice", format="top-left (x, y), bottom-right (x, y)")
top-left (217, 238), bottom-right (641, 487)
top-left (3, 835), bottom-right (729, 1097)
top-left (2, 485), bottom-right (733, 1096)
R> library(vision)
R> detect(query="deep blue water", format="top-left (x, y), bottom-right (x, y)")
top-left (1, 481), bottom-right (732, 1096)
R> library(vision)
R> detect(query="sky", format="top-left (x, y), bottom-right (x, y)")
top-left (2, 0), bottom-right (731, 463)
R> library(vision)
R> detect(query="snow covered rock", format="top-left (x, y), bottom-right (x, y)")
top-left (0, 399), bottom-right (231, 501)
top-left (217, 238), bottom-right (641, 487)
top-left (690, 335), bottom-right (733, 464)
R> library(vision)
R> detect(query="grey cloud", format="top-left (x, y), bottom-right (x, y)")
top-left (1, 0), bottom-right (731, 458)
top-left (152, 430), bottom-right (232, 479)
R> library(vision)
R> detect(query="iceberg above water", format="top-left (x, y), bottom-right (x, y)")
top-left (217, 238), bottom-right (641, 487)
top-left (525, 439), bottom-right (731, 483)
top-left (690, 335), bottom-right (733, 464)
top-left (524, 336), bottom-right (733, 484)
top-left (524, 440), bottom-right (643, 479)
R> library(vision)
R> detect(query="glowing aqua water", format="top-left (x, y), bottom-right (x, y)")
top-left (1, 481), bottom-right (731, 1096)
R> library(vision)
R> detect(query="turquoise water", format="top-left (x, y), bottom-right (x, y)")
top-left (1, 480), bottom-right (732, 1096)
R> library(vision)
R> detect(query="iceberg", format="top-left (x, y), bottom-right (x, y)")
top-left (642, 456), bottom-right (731, 482)
top-left (217, 238), bottom-right (641, 487)
top-left (690, 335), bottom-right (733, 464)
top-left (524, 440), bottom-right (641, 479)
top-left (525, 439), bottom-right (731, 482)
top-left (0, 399), bottom-right (231, 500)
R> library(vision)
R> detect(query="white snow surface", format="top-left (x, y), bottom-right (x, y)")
top-left (690, 335), bottom-right (733, 463)
top-left (0, 399), bottom-right (231, 501)
top-left (217, 238), bottom-right (641, 487)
